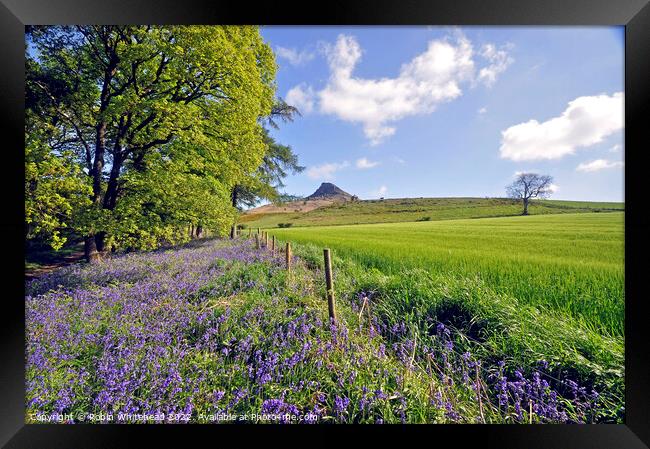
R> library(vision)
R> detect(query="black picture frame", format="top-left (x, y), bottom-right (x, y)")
top-left (2, 1), bottom-right (648, 447)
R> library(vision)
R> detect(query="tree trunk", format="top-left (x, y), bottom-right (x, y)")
top-left (103, 153), bottom-right (123, 211)
top-left (231, 186), bottom-right (238, 208)
top-left (85, 52), bottom-right (118, 263)
top-left (95, 231), bottom-right (107, 253)
top-left (91, 123), bottom-right (106, 203)
top-left (87, 124), bottom-right (108, 260)
top-left (196, 225), bottom-right (203, 238)
top-left (85, 124), bottom-right (106, 263)
top-left (522, 198), bottom-right (529, 215)
top-left (84, 236), bottom-right (101, 263)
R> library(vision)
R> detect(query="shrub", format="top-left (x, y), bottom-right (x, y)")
top-left (278, 223), bottom-right (293, 228)
top-left (416, 216), bottom-right (431, 222)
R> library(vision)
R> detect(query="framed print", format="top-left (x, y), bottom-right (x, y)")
top-left (2, 0), bottom-right (649, 447)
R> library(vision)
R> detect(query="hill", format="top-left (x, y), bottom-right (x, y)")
top-left (306, 182), bottom-right (354, 201)
top-left (243, 182), bottom-right (356, 217)
top-left (239, 197), bottom-right (624, 229)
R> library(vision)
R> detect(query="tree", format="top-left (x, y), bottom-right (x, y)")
top-left (274, 193), bottom-right (304, 204)
top-left (506, 173), bottom-right (554, 215)
top-left (231, 105), bottom-right (304, 210)
top-left (27, 26), bottom-right (276, 261)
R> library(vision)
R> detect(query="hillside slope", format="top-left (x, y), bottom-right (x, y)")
top-left (239, 197), bottom-right (623, 229)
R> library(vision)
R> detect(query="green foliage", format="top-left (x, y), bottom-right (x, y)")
top-left (25, 118), bottom-right (92, 250)
top-left (277, 223), bottom-right (293, 228)
top-left (103, 143), bottom-right (237, 249)
top-left (26, 25), bottom-right (278, 253)
top-left (231, 128), bottom-right (305, 210)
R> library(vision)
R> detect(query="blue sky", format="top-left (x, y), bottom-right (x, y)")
top-left (259, 26), bottom-right (624, 202)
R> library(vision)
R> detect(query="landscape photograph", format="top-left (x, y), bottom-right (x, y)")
top-left (25, 25), bottom-right (624, 424)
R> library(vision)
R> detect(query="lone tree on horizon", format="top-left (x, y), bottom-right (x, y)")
top-left (506, 173), bottom-right (554, 215)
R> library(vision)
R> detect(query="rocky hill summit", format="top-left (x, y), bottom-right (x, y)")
top-left (244, 183), bottom-right (357, 216)
top-left (306, 182), bottom-right (354, 201)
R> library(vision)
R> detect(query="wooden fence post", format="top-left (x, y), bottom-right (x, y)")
top-left (248, 228), bottom-right (251, 238)
top-left (230, 226), bottom-right (235, 239)
top-left (271, 235), bottom-right (275, 254)
top-left (323, 248), bottom-right (336, 323)
top-left (255, 233), bottom-right (260, 249)
top-left (285, 242), bottom-right (291, 270)
top-left (264, 232), bottom-right (268, 249)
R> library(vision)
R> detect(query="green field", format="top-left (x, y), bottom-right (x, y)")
top-left (242, 197), bottom-right (624, 229)
top-left (269, 212), bottom-right (624, 336)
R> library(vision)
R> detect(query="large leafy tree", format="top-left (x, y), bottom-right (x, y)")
top-left (27, 26), bottom-right (276, 261)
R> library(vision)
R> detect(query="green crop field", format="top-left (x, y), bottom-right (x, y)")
top-left (241, 197), bottom-right (624, 229)
top-left (269, 212), bottom-right (624, 337)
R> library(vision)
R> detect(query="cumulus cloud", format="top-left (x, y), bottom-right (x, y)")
top-left (478, 106), bottom-right (487, 114)
top-left (576, 159), bottom-right (624, 172)
top-left (286, 84), bottom-right (315, 114)
top-left (547, 183), bottom-right (559, 193)
top-left (609, 144), bottom-right (623, 153)
top-left (275, 46), bottom-right (315, 66)
top-left (499, 92), bottom-right (624, 161)
top-left (356, 157), bottom-right (380, 169)
top-left (287, 31), bottom-right (512, 145)
top-left (306, 161), bottom-right (349, 180)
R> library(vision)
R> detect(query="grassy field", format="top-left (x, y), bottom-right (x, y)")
top-left (268, 212), bottom-right (624, 337)
top-left (241, 197), bottom-right (624, 229)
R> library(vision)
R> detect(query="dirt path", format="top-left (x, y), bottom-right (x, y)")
top-left (25, 249), bottom-right (86, 281)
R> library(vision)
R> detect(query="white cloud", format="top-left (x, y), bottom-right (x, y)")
top-left (609, 144), bottom-right (623, 153)
top-left (286, 84), bottom-right (315, 114)
top-left (275, 46), bottom-right (315, 66)
top-left (499, 92), bottom-right (624, 161)
top-left (576, 159), bottom-right (624, 173)
top-left (478, 106), bottom-right (487, 114)
top-left (548, 183), bottom-right (559, 193)
top-left (513, 169), bottom-right (540, 177)
top-left (477, 43), bottom-right (514, 87)
top-left (306, 161), bottom-right (349, 180)
top-left (289, 31), bottom-right (512, 145)
top-left (393, 156), bottom-right (406, 165)
top-left (356, 157), bottom-right (380, 169)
